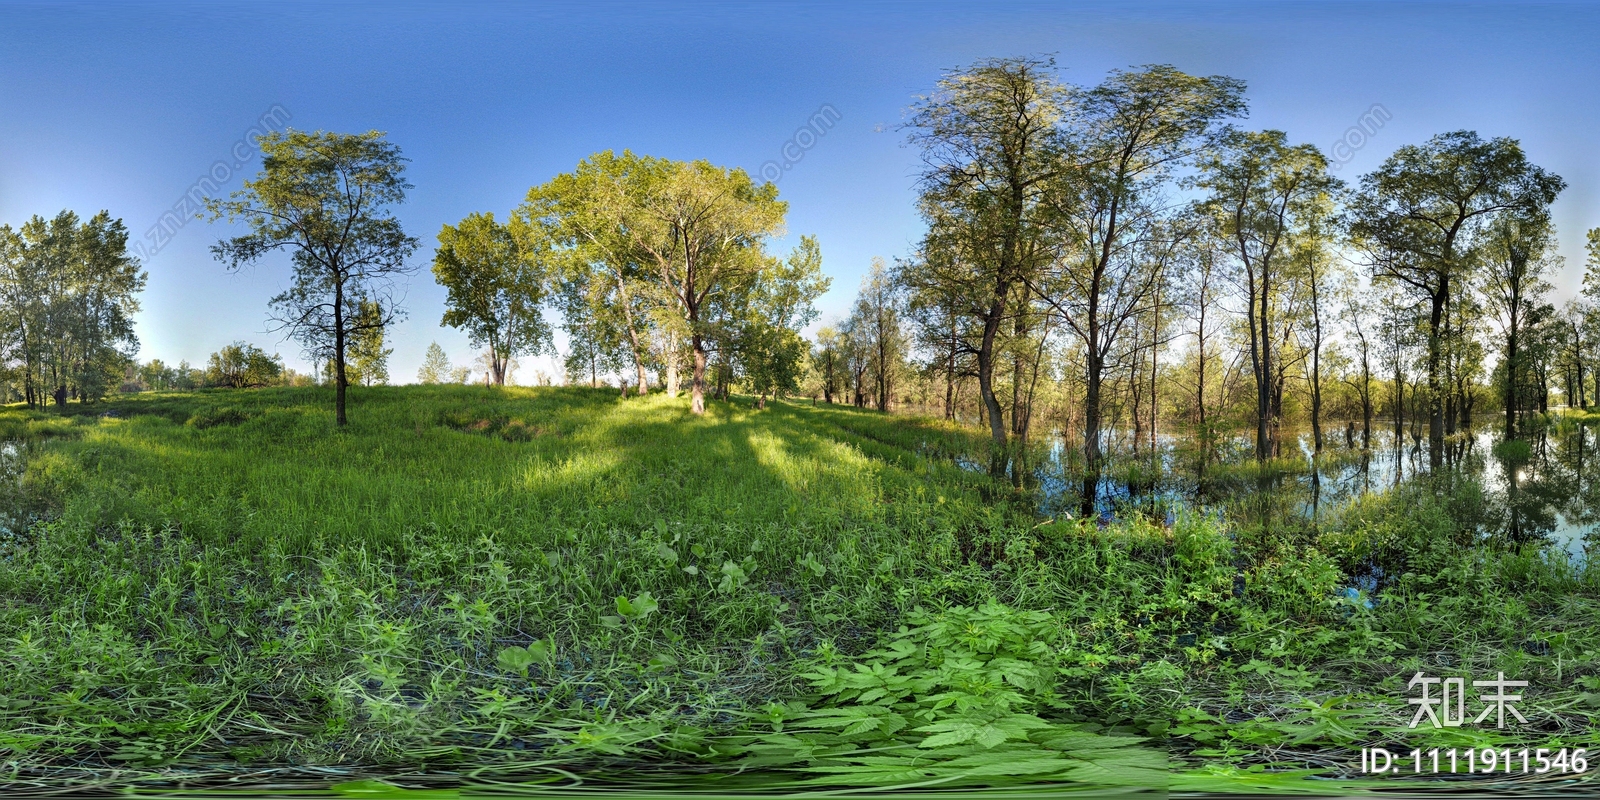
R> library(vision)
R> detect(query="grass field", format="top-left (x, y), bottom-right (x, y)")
top-left (1, 386), bottom-right (1597, 794)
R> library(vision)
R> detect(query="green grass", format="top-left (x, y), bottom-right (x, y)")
top-left (0, 386), bottom-right (1596, 795)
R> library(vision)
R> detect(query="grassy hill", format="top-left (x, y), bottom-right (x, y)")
top-left (1, 386), bottom-right (1595, 793)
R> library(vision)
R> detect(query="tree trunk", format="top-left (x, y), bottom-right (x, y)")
top-left (1506, 320), bottom-right (1519, 437)
top-left (665, 331), bottom-right (679, 398)
top-left (977, 292), bottom-right (1008, 477)
top-left (689, 334), bottom-right (707, 414)
top-left (1310, 305), bottom-right (1323, 453)
top-left (334, 282), bottom-right (348, 426)
top-left (1081, 347), bottom-right (1103, 517)
top-left (944, 327), bottom-right (956, 420)
top-left (1426, 285), bottom-right (1447, 465)
top-left (1361, 353), bottom-right (1373, 448)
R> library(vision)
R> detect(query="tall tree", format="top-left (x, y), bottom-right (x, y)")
top-left (205, 342), bottom-right (284, 388)
top-left (1481, 210), bottom-right (1555, 436)
top-left (1038, 65), bottom-right (1246, 480)
top-left (522, 153), bottom-right (662, 395)
top-left (1349, 131), bottom-right (1563, 463)
top-left (849, 258), bottom-right (907, 412)
top-left (811, 325), bottom-right (845, 404)
top-left (538, 153), bottom-right (785, 413)
top-left (1555, 299), bottom-right (1591, 410)
top-left (733, 236), bottom-right (829, 406)
top-left (1177, 230), bottom-right (1227, 445)
top-left (904, 56), bottom-right (1067, 474)
top-left (417, 341), bottom-right (451, 385)
top-left (1290, 188), bottom-right (1344, 452)
top-left (433, 212), bottom-right (552, 386)
top-left (900, 252), bottom-right (972, 421)
top-left (1340, 287), bottom-right (1377, 447)
top-left (207, 130), bottom-right (419, 426)
top-left (0, 210), bottom-right (145, 407)
top-left (1195, 129), bottom-right (1337, 461)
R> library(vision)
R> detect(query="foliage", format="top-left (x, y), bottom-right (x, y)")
top-left (203, 341), bottom-right (284, 388)
top-left (519, 150), bottom-right (788, 412)
top-left (432, 212), bottom-right (551, 386)
top-left (0, 210), bottom-right (146, 407)
top-left (345, 299), bottom-right (393, 387)
top-left (726, 602), bottom-right (1167, 788)
top-left (206, 129), bottom-right (419, 425)
top-left (1349, 131), bottom-right (1565, 455)
top-left (415, 342), bottom-right (451, 385)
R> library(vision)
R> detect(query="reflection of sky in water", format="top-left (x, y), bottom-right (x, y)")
top-left (1017, 423), bottom-right (1599, 563)
top-left (1, 440), bottom-right (33, 547)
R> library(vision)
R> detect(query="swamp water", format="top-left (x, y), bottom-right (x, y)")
top-left (992, 421), bottom-right (1599, 563)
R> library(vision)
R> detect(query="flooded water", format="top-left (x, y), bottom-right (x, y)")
top-left (0, 440), bottom-right (41, 553)
top-left (1012, 421), bottom-right (1600, 562)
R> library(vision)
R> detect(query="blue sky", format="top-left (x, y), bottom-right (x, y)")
top-left (2, 1), bottom-right (1598, 382)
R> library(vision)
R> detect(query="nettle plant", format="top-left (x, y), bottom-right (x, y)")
top-left (725, 602), bottom-right (1167, 788)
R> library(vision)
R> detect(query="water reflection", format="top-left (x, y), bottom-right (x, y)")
top-left (1014, 422), bottom-right (1599, 561)
top-left (0, 440), bottom-right (35, 554)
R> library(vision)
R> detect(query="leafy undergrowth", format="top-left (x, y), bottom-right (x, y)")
top-left (729, 603), bottom-right (1168, 789)
top-left (0, 388), bottom-right (1597, 795)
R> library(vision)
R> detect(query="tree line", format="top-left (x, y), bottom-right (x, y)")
top-left (0, 211), bottom-right (145, 406)
top-left (822, 56), bottom-right (1599, 483)
top-left (4, 59), bottom-right (1596, 452)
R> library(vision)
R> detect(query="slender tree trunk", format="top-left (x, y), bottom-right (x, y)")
top-left (1394, 364), bottom-right (1404, 441)
top-left (1010, 314), bottom-right (1026, 437)
top-left (1149, 296), bottom-right (1160, 455)
top-left (1426, 283), bottom-right (1447, 464)
top-left (1309, 271), bottom-right (1324, 453)
top-left (977, 292), bottom-right (1008, 476)
top-left (1253, 279), bottom-right (1272, 463)
top-left (1506, 319), bottom-right (1519, 436)
top-left (1361, 351), bottom-right (1373, 447)
top-left (333, 279), bottom-right (348, 426)
top-left (1196, 305), bottom-right (1208, 435)
top-left (944, 329), bottom-right (956, 421)
top-left (665, 331), bottom-right (679, 397)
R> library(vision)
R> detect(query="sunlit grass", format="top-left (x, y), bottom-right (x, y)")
top-left (0, 387), bottom-right (1596, 794)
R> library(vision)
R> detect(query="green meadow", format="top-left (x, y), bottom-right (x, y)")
top-left (1, 387), bottom-right (1597, 794)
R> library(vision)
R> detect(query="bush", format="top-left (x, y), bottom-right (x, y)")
top-left (1492, 437), bottom-right (1533, 463)
top-left (186, 406), bottom-right (252, 429)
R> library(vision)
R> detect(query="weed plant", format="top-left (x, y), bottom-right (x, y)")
top-left (0, 386), bottom-right (1595, 794)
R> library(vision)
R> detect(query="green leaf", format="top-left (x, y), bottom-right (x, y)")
top-left (496, 645), bottom-right (537, 676)
top-left (629, 591), bottom-right (658, 618)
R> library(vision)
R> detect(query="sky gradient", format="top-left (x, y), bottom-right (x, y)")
top-left (3, 1), bottom-right (1598, 382)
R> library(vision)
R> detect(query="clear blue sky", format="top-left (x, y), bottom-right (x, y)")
top-left (3, 1), bottom-right (1597, 382)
